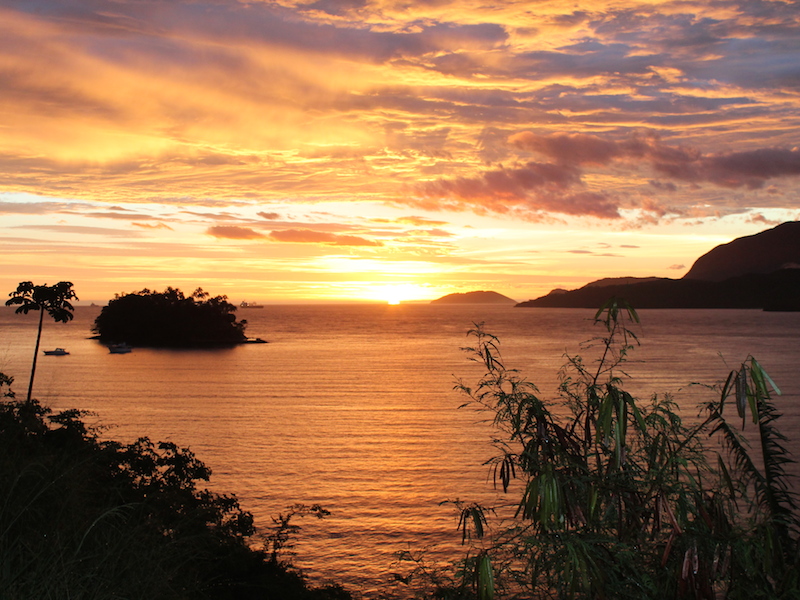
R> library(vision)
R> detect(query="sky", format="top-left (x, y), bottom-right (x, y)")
top-left (1, 0), bottom-right (799, 304)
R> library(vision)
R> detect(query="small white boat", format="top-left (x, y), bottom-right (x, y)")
top-left (108, 343), bottom-right (132, 354)
top-left (43, 348), bottom-right (70, 356)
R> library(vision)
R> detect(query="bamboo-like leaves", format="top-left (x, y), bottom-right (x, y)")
top-left (493, 454), bottom-right (516, 493)
top-left (455, 502), bottom-right (489, 543)
top-left (456, 305), bottom-right (798, 600)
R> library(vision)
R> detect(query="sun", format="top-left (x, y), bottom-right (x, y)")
top-left (368, 283), bottom-right (429, 305)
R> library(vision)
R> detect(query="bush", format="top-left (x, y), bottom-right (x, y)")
top-left (93, 287), bottom-right (248, 347)
top-left (0, 373), bottom-right (350, 600)
top-left (443, 300), bottom-right (800, 599)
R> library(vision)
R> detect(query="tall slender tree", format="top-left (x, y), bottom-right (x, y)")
top-left (6, 281), bottom-right (77, 401)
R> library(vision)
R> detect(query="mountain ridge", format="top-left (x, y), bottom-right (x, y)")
top-left (517, 221), bottom-right (800, 310)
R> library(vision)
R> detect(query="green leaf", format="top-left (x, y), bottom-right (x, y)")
top-left (476, 553), bottom-right (495, 600)
top-left (717, 453), bottom-right (736, 500)
top-left (735, 367), bottom-right (747, 421)
top-left (751, 357), bottom-right (782, 396)
top-left (721, 369), bottom-right (737, 404)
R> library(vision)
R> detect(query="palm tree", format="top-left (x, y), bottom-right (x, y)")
top-left (6, 281), bottom-right (78, 402)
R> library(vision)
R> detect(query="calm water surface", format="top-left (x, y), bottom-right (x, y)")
top-left (1, 305), bottom-right (799, 597)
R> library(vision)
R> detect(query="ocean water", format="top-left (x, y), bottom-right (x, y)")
top-left (1, 304), bottom-right (799, 597)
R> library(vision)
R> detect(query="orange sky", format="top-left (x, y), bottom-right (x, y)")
top-left (1, 0), bottom-right (799, 304)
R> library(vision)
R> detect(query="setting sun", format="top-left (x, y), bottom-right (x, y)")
top-left (367, 284), bottom-right (431, 305)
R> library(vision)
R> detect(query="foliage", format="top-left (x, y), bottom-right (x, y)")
top-left (93, 287), bottom-right (248, 347)
top-left (6, 281), bottom-right (78, 401)
top-left (264, 504), bottom-right (332, 565)
top-left (0, 374), bottom-right (350, 600)
top-left (447, 298), bottom-right (799, 599)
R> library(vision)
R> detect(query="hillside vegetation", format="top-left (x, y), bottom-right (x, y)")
top-left (414, 301), bottom-right (800, 599)
top-left (0, 372), bottom-right (349, 600)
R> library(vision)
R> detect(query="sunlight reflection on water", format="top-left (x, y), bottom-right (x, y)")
top-left (1, 305), bottom-right (798, 597)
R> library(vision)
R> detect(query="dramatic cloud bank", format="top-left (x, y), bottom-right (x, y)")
top-left (2, 0), bottom-right (800, 300)
top-left (0, 0), bottom-right (798, 221)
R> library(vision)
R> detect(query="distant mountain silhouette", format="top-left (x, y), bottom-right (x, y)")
top-left (517, 222), bottom-right (800, 310)
top-left (684, 221), bottom-right (800, 281)
top-left (431, 290), bottom-right (517, 305)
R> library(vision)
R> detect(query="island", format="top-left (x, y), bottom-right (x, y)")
top-left (93, 287), bottom-right (261, 347)
top-left (431, 290), bottom-right (517, 305)
top-left (516, 221), bottom-right (800, 310)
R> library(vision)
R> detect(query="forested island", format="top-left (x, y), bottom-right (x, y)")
top-left (93, 287), bottom-right (256, 347)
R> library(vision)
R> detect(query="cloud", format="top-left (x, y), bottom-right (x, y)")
top-left (206, 225), bottom-right (266, 240)
top-left (0, 0), bottom-right (799, 227)
top-left (649, 180), bottom-right (677, 192)
top-left (132, 222), bottom-right (174, 230)
top-left (744, 213), bottom-right (791, 227)
top-left (396, 216), bottom-right (449, 227)
top-left (13, 224), bottom-right (140, 237)
top-left (414, 228), bottom-right (453, 237)
top-left (258, 212), bottom-right (281, 220)
top-left (669, 148), bottom-right (800, 189)
top-left (668, 264), bottom-right (686, 270)
top-left (0, 200), bottom-right (74, 214)
top-left (508, 132), bottom-right (625, 166)
top-left (415, 162), bottom-right (621, 219)
top-left (511, 132), bottom-right (800, 191)
top-left (268, 228), bottom-right (382, 246)
top-left (83, 211), bottom-right (160, 220)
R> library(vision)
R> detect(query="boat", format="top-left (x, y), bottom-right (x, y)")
top-left (43, 348), bottom-right (69, 356)
top-left (240, 301), bottom-right (264, 309)
top-left (108, 343), bottom-right (132, 354)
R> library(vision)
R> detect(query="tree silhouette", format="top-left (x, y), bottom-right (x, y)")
top-left (6, 281), bottom-right (77, 402)
top-left (93, 287), bottom-right (247, 347)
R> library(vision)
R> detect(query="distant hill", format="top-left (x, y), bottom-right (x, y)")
top-left (583, 277), bottom-right (663, 288)
top-left (517, 270), bottom-right (800, 310)
top-left (431, 290), bottom-right (517, 305)
top-left (684, 221), bottom-right (800, 281)
top-left (517, 222), bottom-right (800, 310)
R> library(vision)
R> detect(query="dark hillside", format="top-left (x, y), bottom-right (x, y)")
top-left (518, 269), bottom-right (800, 309)
top-left (684, 221), bottom-right (800, 281)
top-left (517, 222), bottom-right (800, 309)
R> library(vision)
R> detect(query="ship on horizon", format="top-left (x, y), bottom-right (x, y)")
top-left (240, 301), bottom-right (264, 309)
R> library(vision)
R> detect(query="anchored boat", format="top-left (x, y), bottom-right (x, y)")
top-left (43, 348), bottom-right (69, 356)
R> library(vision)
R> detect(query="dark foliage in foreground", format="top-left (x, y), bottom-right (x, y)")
top-left (0, 375), bottom-right (350, 600)
top-left (392, 300), bottom-right (800, 600)
top-left (447, 300), bottom-right (800, 599)
top-left (93, 287), bottom-right (248, 347)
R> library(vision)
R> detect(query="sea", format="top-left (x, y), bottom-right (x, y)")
top-left (1, 304), bottom-right (799, 598)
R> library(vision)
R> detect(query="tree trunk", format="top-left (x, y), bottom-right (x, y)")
top-left (27, 309), bottom-right (44, 402)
